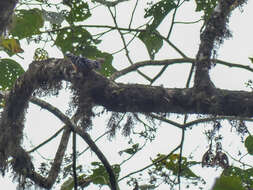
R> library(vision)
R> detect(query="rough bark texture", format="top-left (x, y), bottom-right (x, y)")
top-left (0, 0), bottom-right (17, 36)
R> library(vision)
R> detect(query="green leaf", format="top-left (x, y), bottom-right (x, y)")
top-left (212, 175), bottom-right (245, 190)
top-left (144, 0), bottom-right (177, 30)
top-left (98, 52), bottom-right (116, 77)
top-left (0, 59), bottom-right (25, 90)
top-left (194, 0), bottom-right (218, 20)
top-left (138, 29), bottom-right (163, 59)
top-left (90, 162), bottom-right (120, 187)
top-left (10, 9), bottom-right (44, 39)
top-left (0, 38), bottom-right (24, 56)
top-left (152, 154), bottom-right (200, 179)
top-left (55, 27), bottom-right (95, 54)
top-left (249, 57), bottom-right (253, 63)
top-left (60, 174), bottom-right (90, 190)
top-left (139, 184), bottom-right (156, 190)
top-left (60, 178), bottom-right (74, 190)
top-left (245, 135), bottom-right (253, 155)
top-left (64, 0), bottom-right (91, 23)
top-left (119, 143), bottom-right (139, 155)
top-left (222, 166), bottom-right (253, 187)
top-left (33, 48), bottom-right (49, 61)
top-left (55, 28), bottom-right (116, 77)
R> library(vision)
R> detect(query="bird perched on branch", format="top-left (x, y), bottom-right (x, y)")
top-left (65, 53), bottom-right (104, 72)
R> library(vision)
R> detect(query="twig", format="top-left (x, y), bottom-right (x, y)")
top-left (167, 0), bottom-right (181, 39)
top-left (174, 19), bottom-right (203, 24)
top-left (28, 127), bottom-right (64, 153)
top-left (150, 64), bottom-right (169, 85)
top-left (110, 58), bottom-right (194, 80)
top-left (72, 132), bottom-right (77, 190)
top-left (148, 113), bottom-right (183, 129)
top-left (30, 97), bottom-right (118, 190)
top-left (118, 145), bottom-right (181, 182)
top-left (177, 115), bottom-right (187, 190)
top-left (128, 0), bottom-right (139, 29)
top-left (108, 6), bottom-right (151, 82)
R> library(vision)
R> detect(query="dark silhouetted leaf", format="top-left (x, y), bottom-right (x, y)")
top-left (119, 143), bottom-right (139, 155)
top-left (249, 57), bottom-right (253, 63)
top-left (138, 29), bottom-right (163, 59)
top-left (144, 0), bottom-right (177, 30)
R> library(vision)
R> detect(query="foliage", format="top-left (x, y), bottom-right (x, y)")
top-left (195, 0), bottom-right (217, 20)
top-left (244, 135), bottom-right (253, 155)
top-left (61, 162), bottom-right (120, 189)
top-left (222, 166), bottom-right (253, 189)
top-left (151, 154), bottom-right (200, 179)
top-left (0, 58), bottom-right (24, 90)
top-left (144, 0), bottom-right (177, 30)
top-left (212, 175), bottom-right (245, 190)
top-left (0, 38), bottom-right (24, 56)
top-left (10, 9), bottom-right (44, 39)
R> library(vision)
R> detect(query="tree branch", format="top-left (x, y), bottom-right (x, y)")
top-left (93, 0), bottom-right (129, 7)
top-left (194, 0), bottom-right (238, 90)
top-left (0, 0), bottom-right (17, 36)
top-left (30, 95), bottom-right (118, 190)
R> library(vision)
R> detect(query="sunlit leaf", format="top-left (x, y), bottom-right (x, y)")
top-left (33, 48), bottom-right (49, 61)
top-left (0, 59), bottom-right (24, 90)
top-left (245, 135), bottom-right (253, 155)
top-left (10, 8), bottom-right (44, 39)
top-left (0, 38), bottom-right (24, 56)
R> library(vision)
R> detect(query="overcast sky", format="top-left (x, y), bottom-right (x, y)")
top-left (1, 1), bottom-right (253, 190)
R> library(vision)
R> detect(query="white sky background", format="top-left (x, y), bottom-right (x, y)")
top-left (1, 0), bottom-right (253, 189)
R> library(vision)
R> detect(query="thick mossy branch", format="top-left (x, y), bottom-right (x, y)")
top-left (0, 59), bottom-right (72, 175)
top-left (0, 58), bottom-right (118, 189)
top-left (194, 0), bottom-right (246, 90)
top-left (1, 52), bottom-right (253, 188)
